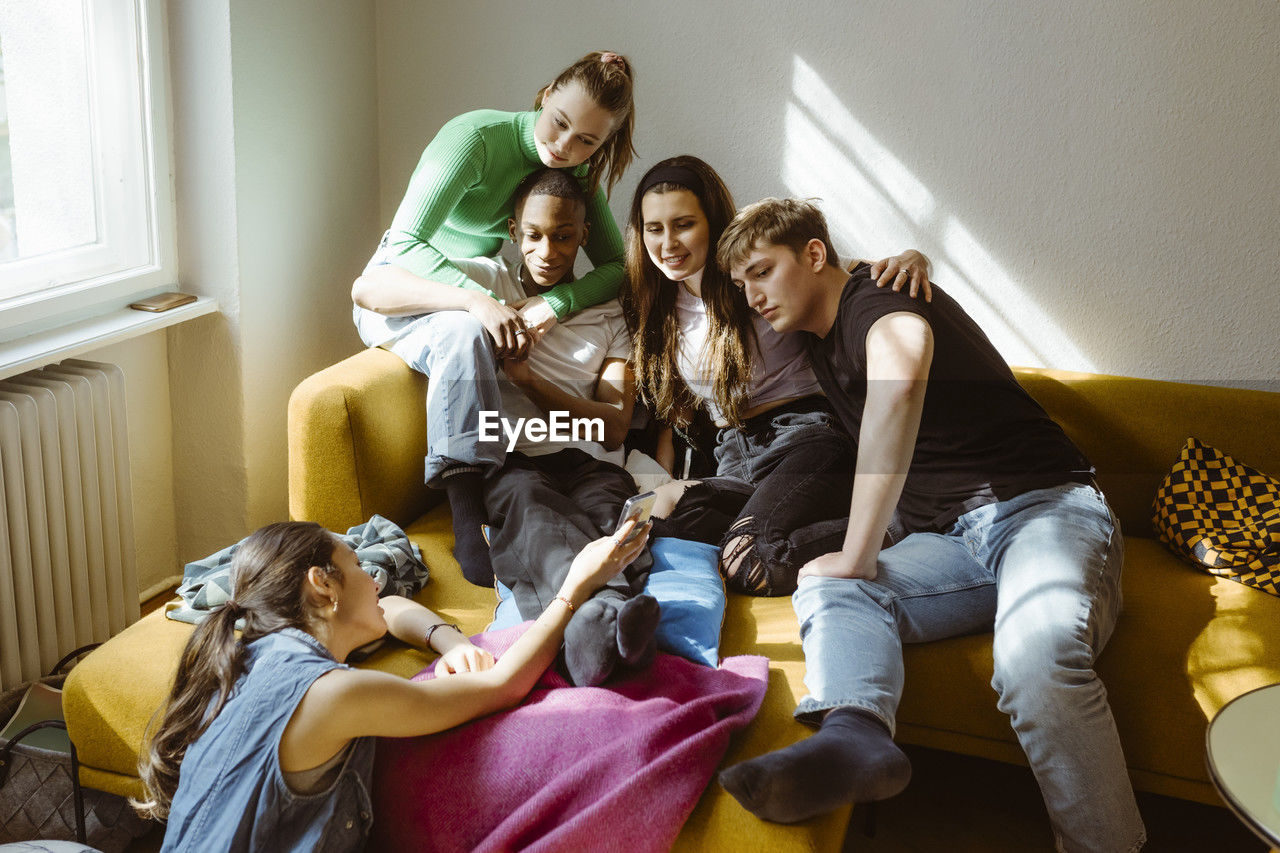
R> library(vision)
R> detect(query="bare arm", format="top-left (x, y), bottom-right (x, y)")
top-left (655, 425), bottom-right (675, 475)
top-left (799, 312), bottom-right (933, 581)
top-left (280, 525), bottom-right (650, 767)
top-left (502, 358), bottom-right (635, 451)
top-left (378, 595), bottom-right (491, 674)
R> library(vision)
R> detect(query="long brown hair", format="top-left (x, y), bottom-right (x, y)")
top-left (134, 522), bottom-right (340, 820)
top-left (622, 155), bottom-right (757, 429)
top-left (534, 51), bottom-right (636, 197)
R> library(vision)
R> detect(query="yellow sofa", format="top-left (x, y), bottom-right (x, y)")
top-left (64, 348), bottom-right (1280, 850)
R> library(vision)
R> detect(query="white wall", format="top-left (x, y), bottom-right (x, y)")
top-left (81, 333), bottom-right (179, 597)
top-left (100, 0), bottom-right (1280, 597)
top-left (375, 0), bottom-right (1280, 387)
top-left (165, 0), bottom-right (379, 564)
top-left (228, 1), bottom-right (383, 531)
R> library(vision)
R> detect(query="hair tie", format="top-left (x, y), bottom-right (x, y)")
top-left (639, 164), bottom-right (703, 199)
top-left (223, 600), bottom-right (244, 618)
top-left (599, 52), bottom-right (627, 71)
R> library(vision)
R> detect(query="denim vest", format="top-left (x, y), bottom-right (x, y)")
top-left (161, 628), bottom-right (376, 852)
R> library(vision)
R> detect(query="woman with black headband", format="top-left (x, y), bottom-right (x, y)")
top-left (620, 155), bottom-right (931, 596)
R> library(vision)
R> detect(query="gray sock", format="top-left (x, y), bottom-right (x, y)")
top-left (616, 594), bottom-right (660, 667)
top-left (562, 597), bottom-right (621, 687)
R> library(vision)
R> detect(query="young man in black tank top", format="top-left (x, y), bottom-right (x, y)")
top-left (712, 198), bottom-right (1144, 852)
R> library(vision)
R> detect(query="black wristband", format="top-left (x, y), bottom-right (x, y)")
top-left (424, 622), bottom-right (461, 651)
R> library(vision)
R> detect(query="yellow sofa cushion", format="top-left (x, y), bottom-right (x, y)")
top-left (287, 347), bottom-right (438, 533)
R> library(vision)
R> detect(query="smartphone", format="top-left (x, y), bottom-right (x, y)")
top-left (613, 490), bottom-right (657, 545)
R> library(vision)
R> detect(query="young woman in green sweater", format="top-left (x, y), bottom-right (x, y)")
top-left (350, 52), bottom-right (637, 585)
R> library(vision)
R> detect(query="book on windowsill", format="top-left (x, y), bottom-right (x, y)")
top-left (0, 682), bottom-right (70, 754)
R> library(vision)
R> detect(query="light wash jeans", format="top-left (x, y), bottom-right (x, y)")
top-left (354, 304), bottom-right (505, 486)
top-left (792, 482), bottom-right (1145, 852)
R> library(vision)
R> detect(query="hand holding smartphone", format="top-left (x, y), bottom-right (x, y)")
top-left (613, 490), bottom-right (657, 545)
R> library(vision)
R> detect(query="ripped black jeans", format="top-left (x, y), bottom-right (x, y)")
top-left (653, 396), bottom-right (856, 597)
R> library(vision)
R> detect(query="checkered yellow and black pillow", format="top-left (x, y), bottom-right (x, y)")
top-left (1153, 437), bottom-right (1280, 596)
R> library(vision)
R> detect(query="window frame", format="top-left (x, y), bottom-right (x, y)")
top-left (0, 0), bottom-right (177, 343)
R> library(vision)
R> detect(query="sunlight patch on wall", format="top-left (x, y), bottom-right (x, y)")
top-left (783, 56), bottom-right (1096, 371)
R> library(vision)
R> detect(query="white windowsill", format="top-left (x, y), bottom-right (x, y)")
top-left (0, 297), bottom-right (218, 381)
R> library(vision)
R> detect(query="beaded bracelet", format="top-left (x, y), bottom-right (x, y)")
top-left (424, 622), bottom-right (461, 650)
top-left (554, 594), bottom-right (576, 613)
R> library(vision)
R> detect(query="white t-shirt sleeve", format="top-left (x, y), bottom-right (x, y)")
top-left (450, 256), bottom-right (522, 304)
top-left (604, 313), bottom-right (631, 363)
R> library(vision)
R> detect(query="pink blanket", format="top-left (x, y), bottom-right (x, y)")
top-left (370, 622), bottom-right (768, 852)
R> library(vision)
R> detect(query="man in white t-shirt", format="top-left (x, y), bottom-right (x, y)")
top-left (355, 169), bottom-right (656, 687)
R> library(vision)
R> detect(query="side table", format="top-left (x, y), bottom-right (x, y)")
top-left (1206, 683), bottom-right (1280, 849)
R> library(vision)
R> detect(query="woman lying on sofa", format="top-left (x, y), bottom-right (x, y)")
top-left (134, 518), bottom-right (649, 852)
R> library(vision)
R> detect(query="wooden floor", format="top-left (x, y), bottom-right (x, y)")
top-left (842, 745), bottom-right (1265, 852)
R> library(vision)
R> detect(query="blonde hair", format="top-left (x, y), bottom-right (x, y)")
top-left (534, 51), bottom-right (637, 197)
top-left (622, 156), bottom-right (757, 429)
top-left (716, 197), bottom-right (841, 274)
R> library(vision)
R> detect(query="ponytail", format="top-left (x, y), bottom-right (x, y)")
top-left (134, 522), bottom-right (339, 820)
top-left (535, 50), bottom-right (636, 197)
top-left (134, 603), bottom-right (244, 819)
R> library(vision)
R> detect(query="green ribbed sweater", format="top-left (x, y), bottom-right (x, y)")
top-left (385, 109), bottom-right (623, 318)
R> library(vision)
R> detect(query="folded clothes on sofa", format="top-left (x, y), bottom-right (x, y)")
top-left (166, 514), bottom-right (429, 624)
top-left (370, 621), bottom-right (767, 853)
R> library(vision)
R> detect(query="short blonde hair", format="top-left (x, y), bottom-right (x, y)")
top-left (716, 197), bottom-right (840, 273)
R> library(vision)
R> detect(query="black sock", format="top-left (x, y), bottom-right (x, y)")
top-left (443, 470), bottom-right (492, 586)
top-left (719, 707), bottom-right (911, 824)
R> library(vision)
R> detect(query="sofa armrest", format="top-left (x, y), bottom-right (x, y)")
top-left (288, 347), bottom-right (437, 532)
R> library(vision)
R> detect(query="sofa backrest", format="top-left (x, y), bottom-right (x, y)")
top-left (287, 351), bottom-right (1280, 542)
top-left (1014, 368), bottom-right (1280, 537)
top-left (289, 347), bottom-right (436, 532)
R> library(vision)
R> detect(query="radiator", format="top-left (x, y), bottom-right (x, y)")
top-left (0, 359), bottom-right (139, 690)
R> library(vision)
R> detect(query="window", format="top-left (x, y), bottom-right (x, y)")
top-left (0, 0), bottom-right (175, 339)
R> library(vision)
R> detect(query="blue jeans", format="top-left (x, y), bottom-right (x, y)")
top-left (792, 482), bottom-right (1144, 852)
top-left (356, 306), bottom-right (505, 486)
